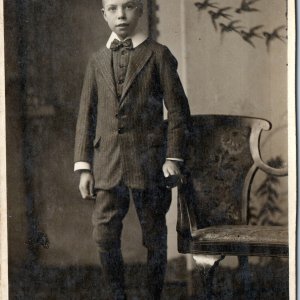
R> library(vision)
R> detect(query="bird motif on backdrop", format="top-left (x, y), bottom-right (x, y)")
top-left (239, 25), bottom-right (264, 48)
top-left (219, 20), bottom-right (244, 39)
top-left (195, 0), bottom-right (218, 11)
top-left (236, 0), bottom-right (260, 13)
top-left (208, 7), bottom-right (232, 31)
top-left (263, 26), bottom-right (286, 51)
top-left (193, 1), bottom-right (286, 51)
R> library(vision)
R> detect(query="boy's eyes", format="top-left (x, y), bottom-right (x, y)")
top-left (125, 3), bottom-right (136, 10)
top-left (108, 6), bottom-right (117, 11)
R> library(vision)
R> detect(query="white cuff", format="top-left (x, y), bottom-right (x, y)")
top-left (74, 162), bottom-right (91, 172)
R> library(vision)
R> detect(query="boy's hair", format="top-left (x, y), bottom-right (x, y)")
top-left (102, 0), bottom-right (142, 8)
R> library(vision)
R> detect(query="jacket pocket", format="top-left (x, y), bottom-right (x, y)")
top-left (93, 136), bottom-right (101, 148)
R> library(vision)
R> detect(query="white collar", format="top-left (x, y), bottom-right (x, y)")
top-left (106, 31), bottom-right (148, 49)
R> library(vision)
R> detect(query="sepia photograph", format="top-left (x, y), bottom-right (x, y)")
top-left (1, 0), bottom-right (296, 299)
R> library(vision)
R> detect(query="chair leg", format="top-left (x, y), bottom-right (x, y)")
top-left (238, 256), bottom-right (251, 300)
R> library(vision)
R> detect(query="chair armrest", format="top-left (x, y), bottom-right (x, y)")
top-left (249, 120), bottom-right (288, 177)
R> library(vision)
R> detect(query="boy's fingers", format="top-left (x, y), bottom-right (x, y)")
top-left (79, 173), bottom-right (95, 199)
top-left (163, 161), bottom-right (182, 177)
top-left (80, 190), bottom-right (88, 199)
top-left (168, 165), bottom-right (180, 175)
top-left (163, 166), bottom-right (170, 177)
top-left (89, 180), bottom-right (94, 197)
top-left (79, 184), bottom-right (89, 199)
top-left (163, 169), bottom-right (168, 177)
top-left (168, 168), bottom-right (176, 176)
top-left (173, 166), bottom-right (180, 175)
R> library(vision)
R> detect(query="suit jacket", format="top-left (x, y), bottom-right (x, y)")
top-left (74, 38), bottom-right (191, 190)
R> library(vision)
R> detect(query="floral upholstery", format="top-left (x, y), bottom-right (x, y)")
top-left (176, 115), bottom-right (288, 257)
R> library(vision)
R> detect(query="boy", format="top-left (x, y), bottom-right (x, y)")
top-left (74, 0), bottom-right (190, 299)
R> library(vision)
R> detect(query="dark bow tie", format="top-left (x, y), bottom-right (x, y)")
top-left (110, 38), bottom-right (133, 51)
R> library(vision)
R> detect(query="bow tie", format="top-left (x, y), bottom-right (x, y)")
top-left (110, 38), bottom-right (133, 51)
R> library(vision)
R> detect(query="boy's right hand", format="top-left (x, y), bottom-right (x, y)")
top-left (79, 171), bottom-right (95, 200)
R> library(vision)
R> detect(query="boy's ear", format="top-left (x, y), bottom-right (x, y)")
top-left (101, 8), bottom-right (107, 21)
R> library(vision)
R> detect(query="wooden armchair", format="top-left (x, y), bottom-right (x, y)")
top-left (176, 115), bottom-right (288, 299)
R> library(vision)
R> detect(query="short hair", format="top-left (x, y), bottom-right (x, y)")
top-left (102, 0), bottom-right (142, 8)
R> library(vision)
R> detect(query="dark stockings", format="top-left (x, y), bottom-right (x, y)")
top-left (99, 248), bottom-right (167, 300)
top-left (99, 249), bottom-right (126, 300)
top-left (147, 249), bottom-right (167, 300)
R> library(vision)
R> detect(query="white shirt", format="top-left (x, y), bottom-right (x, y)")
top-left (106, 31), bottom-right (147, 49)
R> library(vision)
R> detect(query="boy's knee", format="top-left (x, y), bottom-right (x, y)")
top-left (92, 225), bottom-right (122, 251)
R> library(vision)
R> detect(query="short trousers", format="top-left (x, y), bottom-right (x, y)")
top-left (92, 184), bottom-right (171, 252)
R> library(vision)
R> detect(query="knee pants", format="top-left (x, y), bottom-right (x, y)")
top-left (92, 185), bottom-right (171, 252)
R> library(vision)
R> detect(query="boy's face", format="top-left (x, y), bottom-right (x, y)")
top-left (102, 0), bottom-right (143, 40)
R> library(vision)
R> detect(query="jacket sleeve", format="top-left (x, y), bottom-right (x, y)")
top-left (159, 46), bottom-right (191, 159)
top-left (74, 55), bottom-right (98, 165)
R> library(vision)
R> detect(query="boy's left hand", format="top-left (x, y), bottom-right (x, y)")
top-left (162, 160), bottom-right (181, 178)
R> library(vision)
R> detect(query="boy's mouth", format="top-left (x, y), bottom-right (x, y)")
top-left (116, 23), bottom-right (129, 27)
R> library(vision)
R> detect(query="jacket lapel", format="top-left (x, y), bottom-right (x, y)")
top-left (120, 41), bottom-right (153, 104)
top-left (96, 48), bottom-right (116, 97)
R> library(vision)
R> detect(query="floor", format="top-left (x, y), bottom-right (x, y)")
top-left (9, 257), bottom-right (288, 299)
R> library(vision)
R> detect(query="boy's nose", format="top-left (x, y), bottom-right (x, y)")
top-left (117, 7), bottom-right (126, 19)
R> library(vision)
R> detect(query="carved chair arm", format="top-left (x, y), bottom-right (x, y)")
top-left (249, 120), bottom-right (288, 177)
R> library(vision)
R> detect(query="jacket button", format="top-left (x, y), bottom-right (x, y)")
top-left (115, 113), bottom-right (119, 118)
top-left (118, 127), bottom-right (124, 134)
